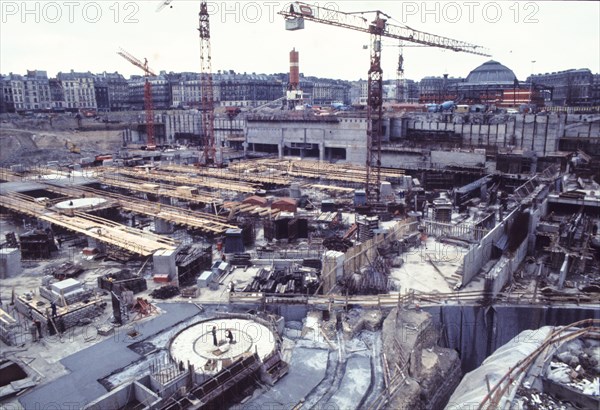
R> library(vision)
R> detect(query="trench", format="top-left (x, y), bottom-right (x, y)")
top-left (424, 305), bottom-right (599, 372)
top-left (266, 303), bottom-right (599, 373)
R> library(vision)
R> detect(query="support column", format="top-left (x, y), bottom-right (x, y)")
top-left (154, 218), bottom-right (174, 234)
top-left (319, 143), bottom-right (325, 161)
top-left (558, 256), bottom-right (569, 289)
top-left (153, 249), bottom-right (178, 284)
top-left (279, 128), bottom-right (284, 159)
top-left (154, 196), bottom-right (174, 234)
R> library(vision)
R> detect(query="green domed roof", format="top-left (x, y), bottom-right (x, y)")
top-left (465, 60), bottom-right (517, 85)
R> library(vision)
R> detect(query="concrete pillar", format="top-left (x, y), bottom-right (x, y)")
top-left (530, 156), bottom-right (538, 174)
top-left (154, 218), bottom-right (174, 234)
top-left (382, 118), bottom-right (391, 142)
top-left (319, 143), bottom-right (325, 161)
top-left (279, 128), bottom-right (284, 158)
top-left (558, 256), bottom-right (569, 289)
top-left (87, 237), bottom-right (105, 252)
top-left (302, 129), bottom-right (307, 160)
top-left (153, 249), bottom-right (178, 282)
top-left (0, 248), bottom-right (22, 279)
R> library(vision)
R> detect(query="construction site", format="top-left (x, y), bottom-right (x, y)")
top-left (1, 2), bottom-right (599, 410)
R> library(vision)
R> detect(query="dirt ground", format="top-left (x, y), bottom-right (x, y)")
top-left (0, 127), bottom-right (123, 167)
top-left (0, 114), bottom-right (128, 167)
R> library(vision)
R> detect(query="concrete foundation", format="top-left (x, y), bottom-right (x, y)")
top-left (153, 249), bottom-right (178, 281)
top-left (0, 248), bottom-right (22, 279)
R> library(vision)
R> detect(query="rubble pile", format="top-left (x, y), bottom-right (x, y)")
top-left (323, 237), bottom-right (353, 253)
top-left (546, 338), bottom-right (600, 396)
top-left (150, 285), bottom-right (180, 300)
top-left (515, 386), bottom-right (573, 410)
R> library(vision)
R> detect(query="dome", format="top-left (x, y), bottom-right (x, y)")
top-left (465, 60), bottom-right (517, 85)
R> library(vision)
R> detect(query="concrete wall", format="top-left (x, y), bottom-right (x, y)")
top-left (430, 150), bottom-right (486, 167)
top-left (402, 113), bottom-right (600, 156)
top-left (425, 305), bottom-right (599, 372)
top-left (342, 219), bottom-right (418, 277)
top-left (246, 117), bottom-right (368, 164)
top-left (84, 380), bottom-right (160, 410)
top-left (163, 111), bottom-right (244, 147)
top-left (485, 234), bottom-right (529, 296)
top-left (462, 207), bottom-right (520, 285)
top-left (380, 152), bottom-right (426, 169)
top-left (149, 366), bottom-right (190, 399)
top-left (0, 248), bottom-right (22, 279)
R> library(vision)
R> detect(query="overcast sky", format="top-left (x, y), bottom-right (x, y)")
top-left (1, 1), bottom-right (598, 81)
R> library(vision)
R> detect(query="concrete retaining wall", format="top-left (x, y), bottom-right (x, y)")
top-left (485, 235), bottom-right (529, 296)
top-left (85, 380), bottom-right (161, 410)
top-left (246, 118), bottom-right (368, 164)
top-left (402, 113), bottom-right (600, 155)
top-left (425, 304), bottom-right (599, 372)
top-left (462, 207), bottom-right (520, 285)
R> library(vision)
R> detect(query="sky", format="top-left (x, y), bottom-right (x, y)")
top-left (1, 0), bottom-right (599, 82)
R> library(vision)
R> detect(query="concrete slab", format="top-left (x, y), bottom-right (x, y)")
top-left (170, 318), bottom-right (276, 374)
top-left (248, 346), bottom-right (329, 408)
top-left (389, 237), bottom-right (484, 294)
top-left (19, 303), bottom-right (201, 410)
top-left (327, 355), bottom-right (372, 410)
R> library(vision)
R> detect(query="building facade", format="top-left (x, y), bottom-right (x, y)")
top-left (94, 72), bottom-right (129, 111)
top-left (528, 69), bottom-right (597, 106)
top-left (48, 79), bottom-right (65, 111)
top-left (57, 71), bottom-right (97, 110)
top-left (419, 75), bottom-right (464, 104)
top-left (22, 70), bottom-right (52, 111)
top-left (214, 72), bottom-right (284, 108)
top-left (1, 74), bottom-right (25, 113)
top-left (128, 75), bottom-right (171, 110)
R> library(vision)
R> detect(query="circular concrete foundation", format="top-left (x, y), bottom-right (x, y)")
top-left (170, 318), bottom-right (276, 374)
top-left (55, 197), bottom-right (107, 211)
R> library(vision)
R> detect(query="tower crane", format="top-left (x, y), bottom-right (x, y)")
top-left (117, 48), bottom-right (157, 148)
top-left (155, 1), bottom-right (217, 164)
top-left (280, 2), bottom-right (490, 203)
top-left (198, 1), bottom-right (216, 165)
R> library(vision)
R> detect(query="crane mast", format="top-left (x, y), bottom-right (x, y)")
top-left (199, 2), bottom-right (216, 165)
top-left (397, 44), bottom-right (405, 103)
top-left (117, 49), bottom-right (157, 148)
top-left (280, 1), bottom-right (489, 203)
top-left (366, 13), bottom-right (385, 202)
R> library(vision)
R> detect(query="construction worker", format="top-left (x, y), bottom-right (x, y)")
top-left (229, 281), bottom-right (235, 294)
top-left (30, 321), bottom-right (38, 342)
top-left (226, 329), bottom-right (234, 344)
top-left (34, 319), bottom-right (42, 340)
top-left (211, 326), bottom-right (218, 346)
top-left (420, 231), bottom-right (428, 250)
top-left (51, 301), bottom-right (57, 318)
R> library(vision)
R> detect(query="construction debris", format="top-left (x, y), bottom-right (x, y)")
top-left (150, 285), bottom-right (180, 300)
